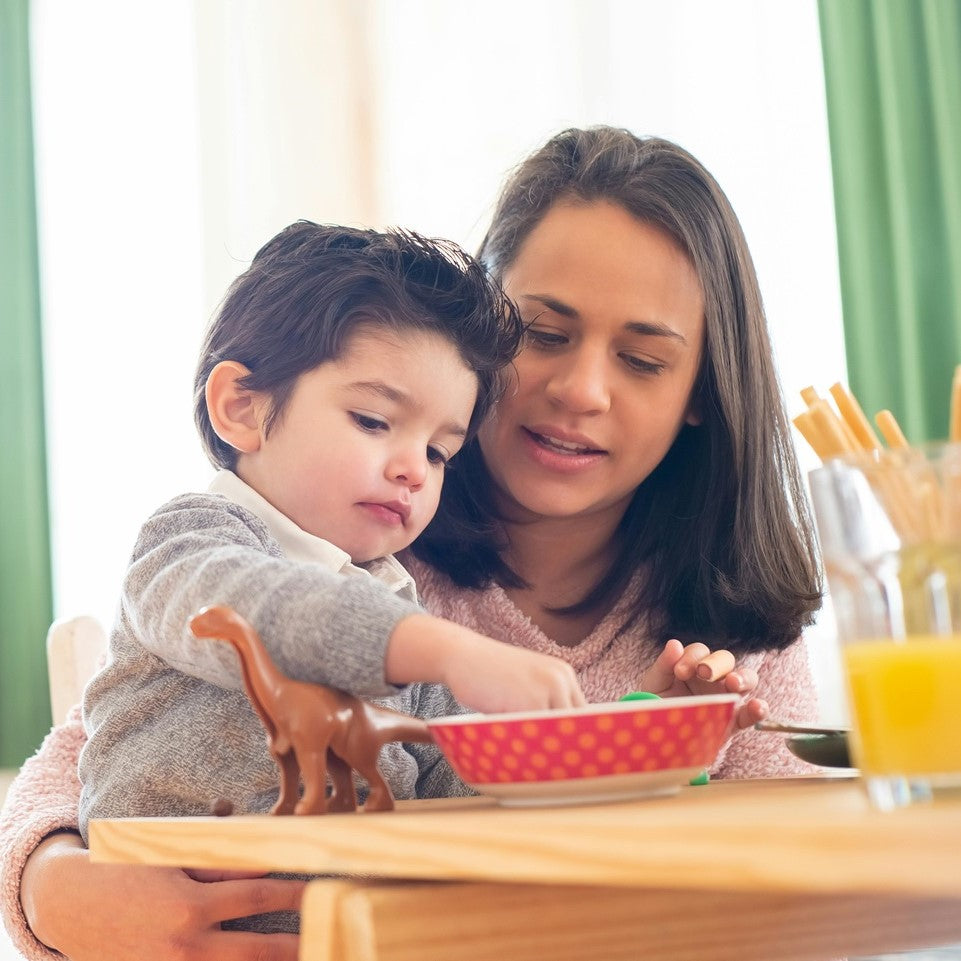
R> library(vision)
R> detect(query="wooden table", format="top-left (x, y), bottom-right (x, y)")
top-left (89, 776), bottom-right (961, 961)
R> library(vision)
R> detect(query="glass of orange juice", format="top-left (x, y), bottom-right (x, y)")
top-left (809, 442), bottom-right (961, 810)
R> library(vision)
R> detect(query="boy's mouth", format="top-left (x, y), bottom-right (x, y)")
top-left (359, 500), bottom-right (411, 524)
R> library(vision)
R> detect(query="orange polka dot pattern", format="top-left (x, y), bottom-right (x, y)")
top-left (431, 702), bottom-right (734, 785)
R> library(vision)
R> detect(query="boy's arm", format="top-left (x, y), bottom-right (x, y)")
top-left (123, 494), bottom-right (422, 697)
top-left (126, 494), bottom-right (584, 712)
top-left (0, 708), bottom-right (85, 960)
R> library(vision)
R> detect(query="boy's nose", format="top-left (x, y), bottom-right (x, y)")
top-left (387, 450), bottom-right (427, 490)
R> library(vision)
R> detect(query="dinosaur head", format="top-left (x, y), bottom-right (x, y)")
top-left (189, 604), bottom-right (249, 642)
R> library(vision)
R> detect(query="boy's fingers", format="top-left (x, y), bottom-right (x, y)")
top-left (694, 650), bottom-right (735, 681)
top-left (564, 663), bottom-right (588, 706)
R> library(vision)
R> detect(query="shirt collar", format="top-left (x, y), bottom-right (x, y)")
top-left (207, 470), bottom-right (417, 600)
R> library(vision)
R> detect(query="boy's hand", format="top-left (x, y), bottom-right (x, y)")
top-left (443, 639), bottom-right (587, 714)
top-left (386, 613), bottom-right (586, 713)
top-left (639, 638), bottom-right (768, 730)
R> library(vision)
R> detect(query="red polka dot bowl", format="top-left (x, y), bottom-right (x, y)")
top-left (427, 694), bottom-right (739, 806)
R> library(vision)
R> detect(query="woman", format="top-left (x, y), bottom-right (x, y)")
top-left (1, 127), bottom-right (821, 961)
top-left (407, 128), bottom-right (820, 756)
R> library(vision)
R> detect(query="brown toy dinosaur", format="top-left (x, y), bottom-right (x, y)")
top-left (189, 604), bottom-right (435, 815)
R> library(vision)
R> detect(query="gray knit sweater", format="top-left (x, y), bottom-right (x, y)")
top-left (78, 492), bottom-right (469, 841)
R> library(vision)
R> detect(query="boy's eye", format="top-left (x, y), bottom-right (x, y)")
top-left (351, 412), bottom-right (388, 432)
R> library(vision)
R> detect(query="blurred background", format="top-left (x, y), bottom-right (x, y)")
top-left (3, 0), bottom-right (959, 776)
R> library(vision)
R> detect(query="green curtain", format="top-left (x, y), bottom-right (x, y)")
top-left (819, 0), bottom-right (961, 443)
top-left (0, 0), bottom-right (54, 766)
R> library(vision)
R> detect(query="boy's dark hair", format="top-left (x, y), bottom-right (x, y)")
top-left (194, 221), bottom-right (523, 470)
top-left (412, 126), bottom-right (821, 654)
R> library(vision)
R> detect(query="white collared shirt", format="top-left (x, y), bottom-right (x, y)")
top-left (208, 470), bottom-right (418, 603)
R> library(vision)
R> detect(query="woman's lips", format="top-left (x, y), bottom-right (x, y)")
top-left (521, 426), bottom-right (608, 471)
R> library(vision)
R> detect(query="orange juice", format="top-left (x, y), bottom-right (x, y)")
top-left (843, 635), bottom-right (961, 775)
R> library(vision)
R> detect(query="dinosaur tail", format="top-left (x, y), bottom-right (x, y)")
top-left (384, 716), bottom-right (435, 745)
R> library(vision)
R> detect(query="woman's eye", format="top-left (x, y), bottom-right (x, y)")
top-left (524, 327), bottom-right (567, 348)
top-left (427, 446), bottom-right (450, 467)
top-left (621, 354), bottom-right (666, 375)
top-left (351, 412), bottom-right (388, 432)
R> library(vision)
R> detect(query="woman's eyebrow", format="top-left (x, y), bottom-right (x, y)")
top-left (624, 321), bottom-right (687, 344)
top-left (524, 293), bottom-right (578, 318)
top-left (524, 294), bottom-right (687, 344)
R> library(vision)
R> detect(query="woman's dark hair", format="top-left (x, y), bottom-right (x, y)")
top-left (194, 221), bottom-right (523, 470)
top-left (412, 126), bottom-right (821, 653)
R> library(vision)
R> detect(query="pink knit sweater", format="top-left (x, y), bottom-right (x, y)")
top-left (1, 704), bottom-right (87, 960)
top-left (0, 562), bottom-right (818, 960)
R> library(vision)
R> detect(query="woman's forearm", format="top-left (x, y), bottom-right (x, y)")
top-left (0, 710), bottom-right (87, 959)
top-left (19, 832), bottom-right (87, 955)
top-left (16, 830), bottom-right (306, 961)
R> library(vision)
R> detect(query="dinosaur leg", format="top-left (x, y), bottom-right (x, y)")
top-left (326, 750), bottom-right (357, 814)
top-left (271, 750), bottom-right (300, 815)
top-left (294, 744), bottom-right (330, 815)
top-left (355, 754), bottom-right (396, 812)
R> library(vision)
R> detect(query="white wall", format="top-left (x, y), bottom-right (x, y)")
top-left (31, 0), bottom-right (847, 716)
top-left (31, 0), bottom-right (211, 635)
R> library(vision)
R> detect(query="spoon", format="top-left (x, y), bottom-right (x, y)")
top-left (755, 720), bottom-right (853, 768)
top-left (754, 720), bottom-right (849, 735)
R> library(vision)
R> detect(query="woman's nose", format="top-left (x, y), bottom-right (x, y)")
top-left (546, 348), bottom-right (611, 414)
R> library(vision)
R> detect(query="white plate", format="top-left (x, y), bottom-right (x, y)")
top-left (465, 766), bottom-right (705, 807)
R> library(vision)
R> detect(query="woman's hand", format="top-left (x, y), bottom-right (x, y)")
top-left (639, 638), bottom-right (768, 729)
top-left (21, 832), bottom-right (305, 961)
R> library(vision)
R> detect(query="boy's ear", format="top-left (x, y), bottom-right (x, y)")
top-left (206, 361), bottom-right (266, 454)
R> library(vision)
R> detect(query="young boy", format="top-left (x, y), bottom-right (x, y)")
top-left (78, 221), bottom-right (585, 839)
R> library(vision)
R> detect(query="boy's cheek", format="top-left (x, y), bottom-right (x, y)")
top-left (415, 487), bottom-right (445, 530)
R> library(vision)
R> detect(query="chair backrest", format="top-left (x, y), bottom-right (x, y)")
top-left (46, 615), bottom-right (107, 725)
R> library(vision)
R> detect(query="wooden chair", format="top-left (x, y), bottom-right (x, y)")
top-left (46, 615), bottom-right (106, 724)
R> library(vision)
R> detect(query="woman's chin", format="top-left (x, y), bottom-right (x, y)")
top-left (497, 487), bottom-right (614, 525)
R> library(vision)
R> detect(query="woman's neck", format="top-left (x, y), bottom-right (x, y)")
top-left (500, 511), bottom-right (623, 647)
